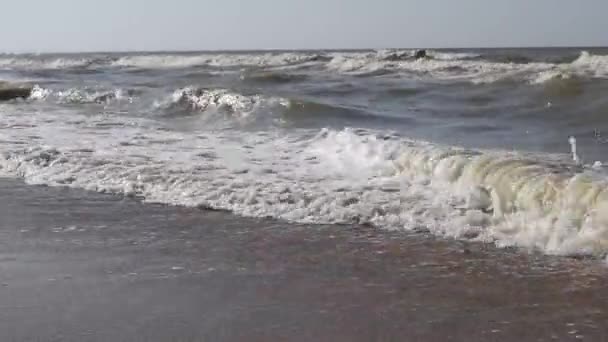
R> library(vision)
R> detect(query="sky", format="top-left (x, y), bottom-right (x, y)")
top-left (0, 0), bottom-right (606, 52)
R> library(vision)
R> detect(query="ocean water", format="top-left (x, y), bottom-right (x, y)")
top-left (1, 47), bottom-right (608, 259)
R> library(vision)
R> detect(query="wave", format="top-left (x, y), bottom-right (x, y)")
top-left (0, 127), bottom-right (404, 234)
top-left (526, 51), bottom-right (608, 84)
top-left (325, 53), bottom-right (546, 83)
top-left (395, 139), bottom-right (608, 257)
top-left (374, 49), bottom-right (481, 62)
top-left (427, 50), bottom-right (482, 61)
top-left (1, 120), bottom-right (607, 258)
top-left (570, 51), bottom-right (608, 78)
top-left (0, 56), bottom-right (107, 70)
top-left (3, 51), bottom-right (608, 87)
top-left (112, 55), bottom-right (212, 69)
top-left (112, 52), bottom-right (327, 69)
top-left (28, 85), bottom-right (135, 104)
top-left (23, 84), bottom-right (382, 125)
top-left (156, 87), bottom-right (376, 124)
top-left (325, 50), bottom-right (608, 84)
top-left (155, 87), bottom-right (288, 117)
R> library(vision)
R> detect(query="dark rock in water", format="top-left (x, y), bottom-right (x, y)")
top-left (414, 49), bottom-right (427, 60)
top-left (0, 82), bottom-right (33, 101)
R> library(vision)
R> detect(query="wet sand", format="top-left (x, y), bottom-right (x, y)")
top-left (0, 179), bottom-right (606, 342)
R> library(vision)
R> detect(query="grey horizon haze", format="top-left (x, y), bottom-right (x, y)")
top-left (0, 0), bottom-right (606, 53)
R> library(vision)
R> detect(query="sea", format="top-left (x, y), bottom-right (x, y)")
top-left (1, 47), bottom-right (608, 261)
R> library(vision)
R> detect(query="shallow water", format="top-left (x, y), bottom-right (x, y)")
top-left (1, 48), bottom-right (608, 258)
top-left (0, 178), bottom-right (607, 341)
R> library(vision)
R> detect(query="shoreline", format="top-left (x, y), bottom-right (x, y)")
top-left (0, 178), bottom-right (607, 341)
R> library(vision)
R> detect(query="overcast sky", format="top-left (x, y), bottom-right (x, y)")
top-left (0, 0), bottom-right (606, 52)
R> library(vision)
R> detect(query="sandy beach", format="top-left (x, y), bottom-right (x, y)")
top-left (0, 179), bottom-right (606, 341)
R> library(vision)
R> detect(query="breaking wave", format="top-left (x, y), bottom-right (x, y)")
top-left (155, 87), bottom-right (375, 124)
top-left (322, 50), bottom-right (608, 84)
top-left (21, 84), bottom-right (379, 125)
top-left (1, 120), bottom-right (607, 258)
top-left (0, 56), bottom-right (107, 70)
top-left (28, 85), bottom-right (135, 104)
top-left (426, 50), bottom-right (483, 61)
top-left (155, 87), bottom-right (288, 117)
top-left (112, 52), bottom-right (327, 69)
top-left (2, 51), bottom-right (607, 85)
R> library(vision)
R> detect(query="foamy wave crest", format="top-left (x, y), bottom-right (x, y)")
top-left (395, 142), bottom-right (608, 256)
top-left (113, 53), bottom-right (326, 69)
top-left (570, 51), bottom-right (608, 78)
top-left (374, 49), bottom-right (481, 62)
top-left (157, 87), bottom-right (288, 116)
top-left (0, 56), bottom-right (95, 70)
top-left (0, 127), bottom-right (404, 230)
top-left (1, 117), bottom-right (608, 258)
top-left (529, 70), bottom-right (575, 85)
top-left (427, 50), bottom-right (482, 61)
top-left (326, 52), bottom-right (388, 74)
top-left (327, 50), bottom-right (608, 84)
top-left (28, 86), bottom-right (133, 104)
top-left (529, 51), bottom-right (608, 84)
top-left (326, 51), bottom-right (555, 83)
top-left (112, 55), bottom-right (212, 69)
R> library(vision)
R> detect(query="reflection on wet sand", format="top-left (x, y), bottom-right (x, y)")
top-left (0, 179), bottom-right (606, 341)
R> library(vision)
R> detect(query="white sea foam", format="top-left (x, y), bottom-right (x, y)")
top-left (0, 57), bottom-right (93, 70)
top-left (0, 106), bottom-right (607, 258)
top-left (529, 70), bottom-right (574, 85)
top-left (155, 87), bottom-right (289, 118)
top-left (528, 51), bottom-right (608, 84)
top-left (112, 55), bottom-right (213, 69)
top-left (570, 51), bottom-right (608, 78)
top-left (27, 86), bottom-right (133, 104)
top-left (325, 50), bottom-right (608, 84)
top-left (3, 50), bottom-right (608, 85)
top-left (112, 53), bottom-right (323, 69)
top-left (394, 142), bottom-right (608, 256)
top-left (324, 51), bottom-right (557, 83)
top-left (427, 50), bottom-right (482, 61)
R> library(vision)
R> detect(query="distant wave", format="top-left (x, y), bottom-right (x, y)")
top-left (112, 55), bottom-right (212, 69)
top-left (155, 87), bottom-right (380, 125)
top-left (28, 85), bottom-right (136, 104)
top-left (528, 51), bottom-right (608, 84)
top-left (427, 50), bottom-right (482, 61)
top-left (155, 87), bottom-right (288, 118)
top-left (375, 49), bottom-right (481, 62)
top-left (326, 50), bottom-right (608, 85)
top-left (112, 52), bottom-right (327, 69)
top-left (570, 51), bottom-right (608, 78)
top-left (393, 135), bottom-right (608, 257)
top-left (324, 49), bottom-right (563, 84)
top-left (22, 84), bottom-right (382, 124)
top-left (2, 50), bottom-right (608, 86)
top-left (0, 56), bottom-right (111, 70)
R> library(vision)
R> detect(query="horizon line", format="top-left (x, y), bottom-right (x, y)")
top-left (1, 44), bottom-right (607, 55)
